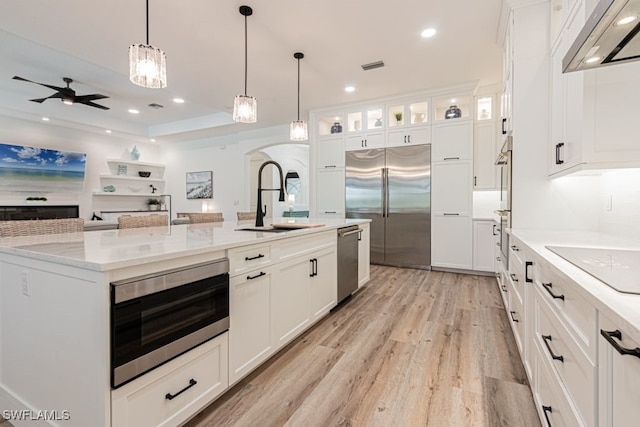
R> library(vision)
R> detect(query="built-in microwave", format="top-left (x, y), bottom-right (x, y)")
top-left (110, 259), bottom-right (229, 388)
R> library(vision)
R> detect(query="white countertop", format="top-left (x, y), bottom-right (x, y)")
top-left (509, 228), bottom-right (640, 343)
top-left (0, 218), bottom-right (369, 272)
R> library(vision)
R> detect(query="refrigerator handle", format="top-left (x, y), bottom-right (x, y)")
top-left (384, 167), bottom-right (390, 218)
top-left (381, 168), bottom-right (387, 218)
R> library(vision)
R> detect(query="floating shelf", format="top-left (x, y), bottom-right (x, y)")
top-left (99, 174), bottom-right (165, 183)
top-left (92, 192), bottom-right (169, 197)
top-left (106, 159), bottom-right (165, 169)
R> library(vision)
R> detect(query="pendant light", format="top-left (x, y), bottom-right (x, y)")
top-left (233, 5), bottom-right (257, 123)
top-left (290, 52), bottom-right (308, 141)
top-left (129, 0), bottom-right (167, 88)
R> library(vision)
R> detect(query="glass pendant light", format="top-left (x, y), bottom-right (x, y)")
top-left (290, 52), bottom-right (308, 141)
top-left (129, 0), bottom-right (167, 88)
top-left (233, 5), bottom-right (257, 123)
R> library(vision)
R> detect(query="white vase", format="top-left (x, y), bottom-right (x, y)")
top-left (131, 146), bottom-right (140, 161)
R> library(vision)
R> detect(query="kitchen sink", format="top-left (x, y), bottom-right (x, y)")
top-left (235, 226), bottom-right (291, 233)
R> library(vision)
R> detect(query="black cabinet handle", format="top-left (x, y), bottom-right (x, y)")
top-left (474, 176), bottom-right (477, 186)
top-left (443, 213), bottom-right (460, 216)
top-left (509, 311), bottom-right (519, 322)
top-left (309, 258), bottom-right (318, 277)
top-left (542, 335), bottom-right (564, 362)
top-left (324, 211), bottom-right (337, 214)
top-left (501, 284), bottom-right (507, 292)
top-left (443, 157), bottom-right (460, 161)
top-left (510, 273), bottom-right (518, 282)
top-left (601, 329), bottom-right (640, 359)
top-left (165, 378), bottom-right (197, 400)
top-left (555, 143), bottom-right (564, 165)
top-left (325, 165), bottom-right (337, 169)
top-left (245, 253), bottom-right (265, 261)
top-left (403, 135), bottom-right (407, 143)
top-left (525, 261), bottom-right (533, 283)
top-left (408, 135), bottom-right (411, 143)
top-left (542, 405), bottom-right (553, 427)
top-left (511, 245), bottom-right (519, 251)
top-left (492, 224), bottom-right (497, 235)
top-left (502, 118), bottom-right (507, 135)
top-left (247, 271), bottom-right (266, 280)
top-left (542, 282), bottom-right (565, 301)
top-left (496, 256), bottom-right (501, 262)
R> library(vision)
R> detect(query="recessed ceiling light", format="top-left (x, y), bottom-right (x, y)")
top-left (421, 28), bottom-right (437, 38)
top-left (128, 109), bottom-right (140, 114)
top-left (451, 98), bottom-right (457, 103)
top-left (173, 98), bottom-right (185, 104)
top-left (105, 129), bottom-right (112, 134)
top-left (585, 56), bottom-right (601, 64)
top-left (41, 117), bottom-right (50, 121)
top-left (150, 138), bottom-right (156, 142)
top-left (345, 86), bottom-right (355, 93)
top-left (615, 15), bottom-right (637, 26)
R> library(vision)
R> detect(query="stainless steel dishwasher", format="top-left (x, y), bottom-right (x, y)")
top-left (337, 225), bottom-right (360, 303)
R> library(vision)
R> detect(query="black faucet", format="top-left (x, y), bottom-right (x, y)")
top-left (256, 160), bottom-right (285, 227)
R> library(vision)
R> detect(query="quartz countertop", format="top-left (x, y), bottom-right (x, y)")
top-left (0, 218), bottom-right (369, 272)
top-left (509, 228), bottom-right (640, 343)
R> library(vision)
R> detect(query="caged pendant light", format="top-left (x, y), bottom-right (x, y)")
top-left (290, 52), bottom-right (308, 141)
top-left (129, 0), bottom-right (167, 88)
top-left (233, 5), bottom-right (257, 123)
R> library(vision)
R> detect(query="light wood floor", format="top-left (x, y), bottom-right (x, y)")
top-left (186, 266), bottom-right (541, 427)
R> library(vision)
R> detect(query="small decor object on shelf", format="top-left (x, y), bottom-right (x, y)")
top-left (147, 198), bottom-right (162, 210)
top-left (130, 145), bottom-right (140, 161)
top-left (375, 118), bottom-right (382, 127)
top-left (103, 185), bottom-right (116, 192)
top-left (445, 104), bottom-right (462, 119)
top-left (128, 186), bottom-right (142, 193)
top-left (394, 112), bottom-right (403, 124)
top-left (138, 171), bottom-right (151, 177)
top-left (330, 122), bottom-right (342, 134)
top-left (117, 164), bottom-right (128, 176)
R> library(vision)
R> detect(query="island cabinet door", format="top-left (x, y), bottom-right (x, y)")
top-left (599, 314), bottom-right (640, 426)
top-left (309, 247), bottom-right (337, 321)
top-left (229, 265), bottom-right (275, 385)
top-left (271, 256), bottom-right (312, 350)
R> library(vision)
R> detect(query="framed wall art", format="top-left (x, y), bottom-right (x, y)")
top-left (186, 171), bottom-right (213, 199)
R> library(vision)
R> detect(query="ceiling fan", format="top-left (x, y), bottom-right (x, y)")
top-left (12, 76), bottom-right (110, 110)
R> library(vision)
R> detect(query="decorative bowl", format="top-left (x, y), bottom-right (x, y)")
top-left (128, 186), bottom-right (142, 193)
top-left (138, 171), bottom-right (151, 178)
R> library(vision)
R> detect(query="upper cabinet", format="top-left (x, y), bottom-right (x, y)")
top-left (386, 98), bottom-right (429, 128)
top-left (432, 94), bottom-right (473, 123)
top-left (548, 0), bottom-right (640, 177)
top-left (316, 111), bottom-right (345, 139)
top-left (345, 105), bottom-right (385, 151)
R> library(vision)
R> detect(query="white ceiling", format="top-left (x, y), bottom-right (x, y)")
top-left (0, 0), bottom-right (505, 143)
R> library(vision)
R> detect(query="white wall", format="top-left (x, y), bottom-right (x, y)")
top-left (0, 115), bottom-right (160, 220)
top-left (596, 169), bottom-right (640, 239)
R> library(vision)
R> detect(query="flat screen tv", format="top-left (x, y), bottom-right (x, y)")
top-left (0, 142), bottom-right (86, 193)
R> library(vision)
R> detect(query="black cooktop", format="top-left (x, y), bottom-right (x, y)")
top-left (545, 246), bottom-right (640, 295)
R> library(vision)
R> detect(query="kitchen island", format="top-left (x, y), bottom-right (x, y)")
top-left (0, 218), bottom-right (370, 427)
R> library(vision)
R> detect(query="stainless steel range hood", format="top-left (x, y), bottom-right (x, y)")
top-left (563, 0), bottom-right (640, 73)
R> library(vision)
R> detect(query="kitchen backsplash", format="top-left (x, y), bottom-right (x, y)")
top-left (598, 169), bottom-right (640, 239)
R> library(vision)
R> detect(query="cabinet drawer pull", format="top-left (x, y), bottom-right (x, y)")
top-left (245, 253), bottom-right (265, 261)
top-left (309, 258), bottom-right (318, 277)
top-left (492, 224), bottom-right (498, 236)
top-left (501, 118), bottom-right (507, 135)
top-left (555, 142), bottom-right (564, 165)
top-left (443, 213), bottom-right (459, 216)
top-left (509, 311), bottom-right (519, 322)
top-left (542, 282), bottom-right (564, 301)
top-left (496, 256), bottom-right (501, 261)
top-left (501, 284), bottom-right (507, 292)
top-left (542, 335), bottom-right (564, 362)
top-left (601, 329), bottom-right (640, 359)
top-left (247, 271), bottom-right (266, 280)
top-left (510, 273), bottom-right (518, 282)
top-left (165, 378), bottom-right (197, 401)
top-left (525, 261), bottom-right (533, 282)
top-left (542, 405), bottom-right (553, 427)
top-left (443, 157), bottom-right (460, 161)
top-left (324, 211), bottom-right (337, 214)
top-left (407, 135), bottom-right (411, 143)
top-left (324, 165), bottom-right (337, 169)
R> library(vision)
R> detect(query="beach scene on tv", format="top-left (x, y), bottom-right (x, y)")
top-left (0, 142), bottom-right (86, 192)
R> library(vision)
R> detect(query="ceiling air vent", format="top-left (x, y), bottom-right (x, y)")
top-left (148, 103), bottom-right (164, 109)
top-left (361, 61), bottom-right (385, 71)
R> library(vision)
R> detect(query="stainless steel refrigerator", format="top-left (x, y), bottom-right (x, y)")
top-left (345, 145), bottom-right (431, 269)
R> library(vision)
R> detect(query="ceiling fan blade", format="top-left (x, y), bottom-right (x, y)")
top-left (28, 97), bottom-right (50, 103)
top-left (78, 100), bottom-right (110, 110)
top-left (12, 75), bottom-right (65, 92)
top-left (74, 94), bottom-right (109, 102)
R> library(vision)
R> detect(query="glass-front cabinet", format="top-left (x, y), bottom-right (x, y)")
top-left (387, 99), bottom-right (429, 128)
top-left (475, 95), bottom-right (494, 122)
top-left (345, 104), bottom-right (385, 151)
top-left (317, 112), bottom-right (345, 138)
top-left (432, 94), bottom-right (472, 122)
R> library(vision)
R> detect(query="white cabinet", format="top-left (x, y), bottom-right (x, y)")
top-left (386, 98), bottom-right (429, 128)
top-left (431, 215), bottom-right (472, 269)
top-left (432, 121), bottom-right (473, 161)
top-left (316, 168), bottom-right (344, 217)
top-left (346, 131), bottom-right (384, 151)
top-left (111, 333), bottom-right (228, 427)
top-left (273, 255), bottom-right (312, 347)
top-left (316, 136), bottom-right (345, 168)
top-left (308, 247), bottom-right (338, 320)
top-left (228, 265), bottom-right (275, 385)
top-left (473, 121), bottom-right (499, 189)
top-left (599, 314), bottom-right (640, 427)
top-left (431, 161), bottom-right (472, 215)
top-left (345, 105), bottom-right (385, 151)
top-left (386, 125), bottom-right (430, 148)
top-left (357, 223), bottom-right (370, 288)
top-left (472, 220), bottom-right (495, 272)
